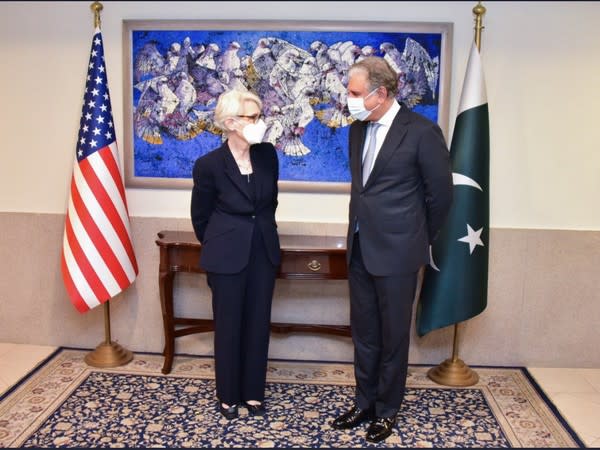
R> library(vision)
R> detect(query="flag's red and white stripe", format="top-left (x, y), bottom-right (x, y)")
top-left (61, 143), bottom-right (138, 313)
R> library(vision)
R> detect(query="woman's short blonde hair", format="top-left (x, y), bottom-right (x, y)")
top-left (213, 89), bottom-right (263, 131)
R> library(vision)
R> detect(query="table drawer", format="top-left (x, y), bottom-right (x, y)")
top-left (278, 252), bottom-right (347, 279)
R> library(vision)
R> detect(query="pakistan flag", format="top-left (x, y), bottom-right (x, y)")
top-left (417, 42), bottom-right (490, 337)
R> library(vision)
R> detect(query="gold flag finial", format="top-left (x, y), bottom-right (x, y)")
top-left (91, 1), bottom-right (103, 29)
top-left (473, 2), bottom-right (487, 51)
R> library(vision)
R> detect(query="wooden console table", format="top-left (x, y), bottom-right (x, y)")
top-left (155, 230), bottom-right (350, 374)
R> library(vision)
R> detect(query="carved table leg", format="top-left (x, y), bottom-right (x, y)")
top-left (159, 269), bottom-right (175, 374)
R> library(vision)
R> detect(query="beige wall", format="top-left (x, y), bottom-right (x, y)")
top-left (1, 2), bottom-right (600, 229)
top-left (1, 213), bottom-right (599, 367)
top-left (1, 2), bottom-right (599, 366)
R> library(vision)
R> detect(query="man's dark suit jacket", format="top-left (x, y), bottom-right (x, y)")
top-left (346, 105), bottom-right (453, 276)
top-left (191, 142), bottom-right (281, 274)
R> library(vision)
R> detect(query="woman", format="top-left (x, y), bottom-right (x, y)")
top-left (190, 90), bottom-right (281, 420)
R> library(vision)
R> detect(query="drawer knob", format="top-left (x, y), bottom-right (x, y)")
top-left (307, 260), bottom-right (322, 271)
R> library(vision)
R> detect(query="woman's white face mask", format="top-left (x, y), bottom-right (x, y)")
top-left (347, 88), bottom-right (380, 121)
top-left (232, 118), bottom-right (267, 145)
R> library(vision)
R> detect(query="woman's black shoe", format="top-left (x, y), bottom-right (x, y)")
top-left (244, 401), bottom-right (266, 416)
top-left (218, 402), bottom-right (238, 420)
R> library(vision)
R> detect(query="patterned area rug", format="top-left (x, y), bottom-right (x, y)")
top-left (0, 349), bottom-right (583, 448)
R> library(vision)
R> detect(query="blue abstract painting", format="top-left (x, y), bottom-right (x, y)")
top-left (125, 22), bottom-right (450, 189)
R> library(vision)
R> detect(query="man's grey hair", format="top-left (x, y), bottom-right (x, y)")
top-left (349, 57), bottom-right (398, 98)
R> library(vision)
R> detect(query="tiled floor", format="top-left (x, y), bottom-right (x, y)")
top-left (0, 343), bottom-right (598, 447)
top-left (528, 367), bottom-right (600, 447)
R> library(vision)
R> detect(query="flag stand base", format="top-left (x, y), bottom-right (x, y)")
top-left (84, 302), bottom-right (133, 368)
top-left (427, 358), bottom-right (479, 386)
top-left (84, 341), bottom-right (133, 368)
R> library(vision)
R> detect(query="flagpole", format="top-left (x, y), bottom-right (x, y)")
top-left (85, 302), bottom-right (133, 368)
top-left (83, 0), bottom-right (133, 368)
top-left (427, 1), bottom-right (486, 387)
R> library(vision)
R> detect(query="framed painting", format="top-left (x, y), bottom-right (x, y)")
top-left (122, 20), bottom-right (452, 192)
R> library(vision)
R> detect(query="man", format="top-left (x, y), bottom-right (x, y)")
top-left (331, 57), bottom-right (453, 442)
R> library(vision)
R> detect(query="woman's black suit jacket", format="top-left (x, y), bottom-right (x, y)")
top-left (191, 142), bottom-right (281, 274)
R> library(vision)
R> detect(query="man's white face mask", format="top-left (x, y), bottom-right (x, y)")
top-left (347, 88), bottom-right (380, 121)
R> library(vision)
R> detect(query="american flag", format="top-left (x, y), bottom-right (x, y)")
top-left (61, 29), bottom-right (138, 313)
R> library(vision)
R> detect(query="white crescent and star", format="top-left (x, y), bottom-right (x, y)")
top-left (429, 171), bottom-right (485, 271)
top-left (428, 43), bottom-right (488, 272)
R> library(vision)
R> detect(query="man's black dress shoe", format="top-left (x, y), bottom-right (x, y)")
top-left (244, 401), bottom-right (266, 416)
top-left (218, 402), bottom-right (238, 420)
top-left (366, 416), bottom-right (396, 442)
top-left (331, 405), bottom-right (374, 430)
